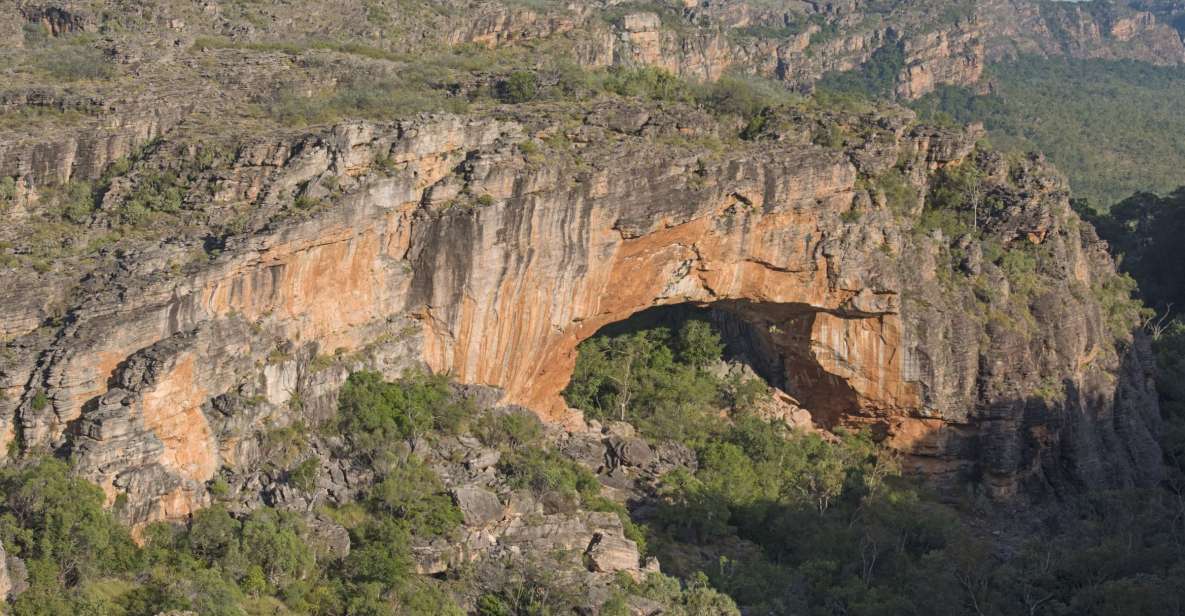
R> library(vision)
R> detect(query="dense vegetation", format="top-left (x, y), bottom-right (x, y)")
top-left (911, 57), bottom-right (1185, 208)
top-left (563, 319), bottom-right (766, 445)
top-left (817, 38), bottom-right (907, 100)
top-left (564, 317), bottom-right (1185, 615)
top-left (0, 368), bottom-right (740, 615)
top-left (0, 373), bottom-right (474, 615)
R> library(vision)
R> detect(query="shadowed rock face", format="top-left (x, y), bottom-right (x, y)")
top-left (0, 103), bottom-right (1162, 526)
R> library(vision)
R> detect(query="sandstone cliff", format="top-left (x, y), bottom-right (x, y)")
top-left (980, 0), bottom-right (1185, 65)
top-left (4, 0), bottom-right (1181, 108)
top-left (0, 91), bottom-right (1162, 526)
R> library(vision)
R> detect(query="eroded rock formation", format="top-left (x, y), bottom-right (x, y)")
top-left (0, 98), bottom-right (1162, 526)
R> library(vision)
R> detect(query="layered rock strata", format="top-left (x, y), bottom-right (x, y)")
top-left (0, 101), bottom-right (1162, 525)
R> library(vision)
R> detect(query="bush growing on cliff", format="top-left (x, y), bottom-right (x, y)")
top-left (498, 445), bottom-right (600, 502)
top-left (370, 456), bottom-right (462, 538)
top-left (116, 171), bottom-right (187, 225)
top-left (36, 43), bottom-right (117, 82)
top-left (474, 409), bottom-right (544, 449)
top-left (338, 369), bottom-right (473, 459)
top-left (604, 66), bottom-right (697, 103)
top-left (496, 70), bottom-right (538, 103)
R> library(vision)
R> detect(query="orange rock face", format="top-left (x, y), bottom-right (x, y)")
top-left (2, 111), bottom-right (1163, 524)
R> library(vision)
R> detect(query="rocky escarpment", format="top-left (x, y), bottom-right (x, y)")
top-left (4, 0), bottom-right (1180, 113)
top-left (980, 0), bottom-right (1185, 65)
top-left (0, 96), bottom-right (1162, 527)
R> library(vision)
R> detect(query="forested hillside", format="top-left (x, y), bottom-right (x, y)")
top-left (910, 57), bottom-right (1185, 208)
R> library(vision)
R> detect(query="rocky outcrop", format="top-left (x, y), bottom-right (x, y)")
top-left (0, 540), bottom-right (28, 602)
top-left (896, 26), bottom-right (985, 100)
top-left (980, 0), bottom-right (1185, 65)
top-left (0, 96), bottom-right (1162, 525)
top-left (452, 484), bottom-right (506, 527)
top-left (586, 532), bottom-right (641, 573)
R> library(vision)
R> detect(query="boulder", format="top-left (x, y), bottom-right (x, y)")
top-left (626, 596), bottom-right (666, 616)
top-left (560, 431), bottom-right (608, 469)
top-left (466, 448), bottom-right (501, 471)
top-left (608, 436), bottom-right (653, 469)
top-left (541, 489), bottom-right (580, 515)
top-left (305, 515), bottom-right (351, 560)
top-left (452, 485), bottom-right (505, 527)
top-left (585, 532), bottom-right (640, 573)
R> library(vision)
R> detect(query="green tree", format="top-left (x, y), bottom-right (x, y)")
top-left (338, 370), bottom-right (472, 459)
top-left (240, 508), bottom-right (315, 591)
top-left (498, 71), bottom-right (538, 103)
top-left (370, 458), bottom-right (462, 538)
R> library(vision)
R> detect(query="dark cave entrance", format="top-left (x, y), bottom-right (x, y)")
top-left (571, 301), bottom-right (864, 430)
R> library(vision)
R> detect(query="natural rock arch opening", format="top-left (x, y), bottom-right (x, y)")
top-left (547, 300), bottom-right (898, 433)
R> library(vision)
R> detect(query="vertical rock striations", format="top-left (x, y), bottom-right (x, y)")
top-left (0, 101), bottom-right (1162, 525)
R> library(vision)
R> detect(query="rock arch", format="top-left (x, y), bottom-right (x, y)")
top-left (405, 146), bottom-right (922, 427)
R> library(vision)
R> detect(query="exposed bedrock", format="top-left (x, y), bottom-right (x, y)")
top-left (0, 108), bottom-right (1161, 526)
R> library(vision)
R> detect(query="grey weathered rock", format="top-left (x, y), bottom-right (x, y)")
top-left (607, 436), bottom-right (654, 469)
top-left (305, 515), bottom-right (351, 561)
top-left (466, 448), bottom-right (502, 471)
top-left (585, 532), bottom-right (641, 573)
top-left (0, 541), bottom-right (9, 601)
top-left (452, 485), bottom-right (506, 527)
top-left (626, 596), bottom-right (667, 616)
top-left (5, 553), bottom-right (27, 600)
top-left (560, 431), bottom-right (608, 470)
top-left (541, 490), bottom-right (581, 515)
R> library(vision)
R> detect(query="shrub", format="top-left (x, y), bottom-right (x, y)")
top-left (875, 169), bottom-right (919, 217)
top-left (498, 446), bottom-right (600, 501)
top-left (369, 457), bottom-right (462, 538)
top-left (117, 171), bottom-right (186, 225)
top-left (263, 77), bottom-right (466, 127)
top-left (39, 45), bottom-right (116, 81)
top-left (287, 458), bottom-right (320, 492)
top-left (1094, 272), bottom-right (1152, 339)
top-left (240, 508), bottom-right (315, 591)
top-left (474, 411), bottom-right (543, 449)
top-left (676, 320), bottom-right (724, 369)
top-left (604, 67), bottom-right (695, 103)
top-left (344, 517), bottom-right (414, 587)
top-left (1000, 247), bottom-right (1039, 297)
top-left (185, 505), bottom-right (242, 565)
top-left (56, 181), bottom-right (95, 223)
top-left (0, 176), bottom-right (16, 208)
top-left (497, 70), bottom-right (538, 103)
top-left (263, 421), bottom-right (309, 468)
top-left (700, 74), bottom-right (800, 134)
top-left (338, 370), bottom-right (473, 459)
